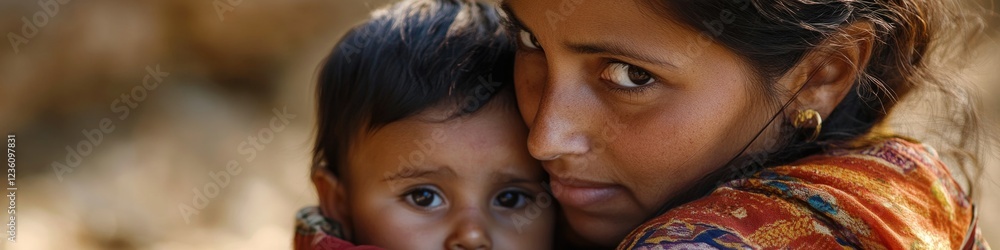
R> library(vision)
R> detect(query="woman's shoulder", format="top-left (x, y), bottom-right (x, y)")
top-left (619, 138), bottom-right (982, 249)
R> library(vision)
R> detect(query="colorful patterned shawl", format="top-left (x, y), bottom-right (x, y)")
top-left (619, 138), bottom-right (989, 249)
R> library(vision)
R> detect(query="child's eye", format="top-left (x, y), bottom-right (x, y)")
top-left (404, 187), bottom-right (445, 209)
top-left (518, 30), bottom-right (542, 50)
top-left (493, 190), bottom-right (531, 209)
top-left (601, 62), bottom-right (655, 88)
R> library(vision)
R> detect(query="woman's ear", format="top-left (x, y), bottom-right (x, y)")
top-left (780, 21), bottom-right (875, 118)
top-left (312, 167), bottom-right (352, 239)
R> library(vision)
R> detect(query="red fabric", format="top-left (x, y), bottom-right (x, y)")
top-left (293, 231), bottom-right (383, 250)
top-left (292, 206), bottom-right (384, 250)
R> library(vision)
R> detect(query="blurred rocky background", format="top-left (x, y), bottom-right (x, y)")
top-left (0, 0), bottom-right (997, 249)
top-left (0, 0), bottom-right (396, 249)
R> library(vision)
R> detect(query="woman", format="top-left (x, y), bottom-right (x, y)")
top-left (503, 0), bottom-right (990, 249)
top-left (302, 0), bottom-right (993, 249)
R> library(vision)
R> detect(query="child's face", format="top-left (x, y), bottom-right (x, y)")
top-left (344, 103), bottom-right (554, 250)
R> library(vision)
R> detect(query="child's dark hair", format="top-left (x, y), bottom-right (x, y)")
top-left (312, 0), bottom-right (515, 176)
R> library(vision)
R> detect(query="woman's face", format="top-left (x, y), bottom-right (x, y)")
top-left (505, 0), bottom-right (778, 246)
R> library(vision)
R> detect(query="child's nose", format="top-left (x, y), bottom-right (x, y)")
top-left (445, 210), bottom-right (492, 250)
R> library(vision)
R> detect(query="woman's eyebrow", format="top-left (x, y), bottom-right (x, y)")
top-left (501, 2), bottom-right (678, 69)
top-left (566, 41), bottom-right (678, 69)
top-left (500, 3), bottom-right (533, 33)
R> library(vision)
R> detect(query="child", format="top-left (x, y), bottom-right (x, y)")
top-left (294, 0), bottom-right (555, 249)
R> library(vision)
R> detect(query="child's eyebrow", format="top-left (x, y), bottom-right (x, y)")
top-left (491, 169), bottom-right (536, 185)
top-left (381, 166), bottom-right (458, 182)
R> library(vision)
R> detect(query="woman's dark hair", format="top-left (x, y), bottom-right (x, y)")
top-left (640, 0), bottom-right (993, 212)
top-left (312, 0), bottom-right (515, 177)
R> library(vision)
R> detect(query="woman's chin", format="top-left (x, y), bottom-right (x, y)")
top-left (563, 209), bottom-right (639, 247)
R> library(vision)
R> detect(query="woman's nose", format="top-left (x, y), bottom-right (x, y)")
top-left (526, 71), bottom-right (592, 161)
top-left (445, 211), bottom-right (492, 250)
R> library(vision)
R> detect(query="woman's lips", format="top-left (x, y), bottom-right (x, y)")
top-left (548, 175), bottom-right (623, 209)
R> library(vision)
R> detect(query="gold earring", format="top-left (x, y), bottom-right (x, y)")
top-left (792, 109), bottom-right (823, 142)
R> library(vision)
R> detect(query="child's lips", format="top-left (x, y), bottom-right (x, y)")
top-left (548, 175), bottom-right (623, 209)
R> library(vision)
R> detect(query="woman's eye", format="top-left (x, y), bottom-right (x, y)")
top-left (518, 30), bottom-right (542, 50)
top-left (601, 63), bottom-right (655, 88)
top-left (405, 188), bottom-right (445, 209)
top-left (493, 191), bottom-right (531, 209)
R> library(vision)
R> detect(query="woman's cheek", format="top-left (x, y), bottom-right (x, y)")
top-left (610, 108), bottom-right (712, 201)
top-left (513, 52), bottom-right (548, 126)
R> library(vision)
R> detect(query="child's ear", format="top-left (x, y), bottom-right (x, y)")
top-left (312, 167), bottom-right (352, 239)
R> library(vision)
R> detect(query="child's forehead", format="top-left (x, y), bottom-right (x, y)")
top-left (349, 101), bottom-right (540, 183)
top-left (408, 90), bottom-right (517, 123)
top-left (364, 105), bottom-right (519, 154)
top-left (370, 95), bottom-right (516, 137)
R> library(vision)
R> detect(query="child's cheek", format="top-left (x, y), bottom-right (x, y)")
top-left (351, 199), bottom-right (450, 249)
top-left (496, 202), bottom-right (557, 250)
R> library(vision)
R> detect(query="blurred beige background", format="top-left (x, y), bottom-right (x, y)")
top-left (0, 0), bottom-right (996, 249)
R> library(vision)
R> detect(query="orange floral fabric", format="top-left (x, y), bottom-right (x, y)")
top-left (620, 138), bottom-right (989, 249)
